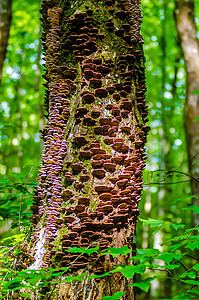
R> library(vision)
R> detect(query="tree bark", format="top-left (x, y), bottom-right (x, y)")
top-left (175, 0), bottom-right (199, 225)
top-left (23, 0), bottom-right (149, 299)
top-left (0, 0), bottom-right (12, 85)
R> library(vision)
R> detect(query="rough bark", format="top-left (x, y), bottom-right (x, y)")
top-left (21, 0), bottom-right (148, 299)
top-left (0, 0), bottom-right (12, 85)
top-left (175, 0), bottom-right (199, 225)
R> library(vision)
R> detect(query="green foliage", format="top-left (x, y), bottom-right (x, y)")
top-left (101, 292), bottom-right (126, 300)
top-left (0, 198), bottom-right (198, 299)
top-left (66, 246), bottom-right (99, 256)
top-left (0, 170), bottom-right (37, 232)
top-left (129, 277), bottom-right (157, 292)
top-left (101, 246), bottom-right (132, 258)
top-left (191, 90), bottom-right (199, 95)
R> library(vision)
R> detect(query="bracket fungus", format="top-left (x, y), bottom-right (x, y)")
top-left (28, 0), bottom-right (149, 284)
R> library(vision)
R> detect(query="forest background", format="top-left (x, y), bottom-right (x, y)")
top-left (0, 0), bottom-right (199, 299)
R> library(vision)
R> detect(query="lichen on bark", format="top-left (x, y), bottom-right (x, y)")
top-left (25, 0), bottom-right (149, 299)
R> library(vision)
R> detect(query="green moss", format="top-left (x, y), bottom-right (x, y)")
top-left (53, 226), bottom-right (68, 250)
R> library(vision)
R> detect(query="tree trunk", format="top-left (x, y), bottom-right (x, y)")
top-left (0, 0), bottom-right (12, 85)
top-left (24, 0), bottom-right (149, 299)
top-left (175, 0), bottom-right (199, 225)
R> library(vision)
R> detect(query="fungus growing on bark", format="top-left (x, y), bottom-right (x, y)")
top-left (103, 162), bottom-right (116, 172)
top-left (90, 78), bottom-right (102, 88)
top-left (82, 92), bottom-right (96, 104)
top-left (71, 162), bottom-right (84, 174)
top-left (115, 29), bottom-right (125, 37)
top-left (91, 110), bottom-right (101, 118)
top-left (63, 189), bottom-right (74, 200)
top-left (99, 193), bottom-right (112, 201)
top-left (106, 86), bottom-right (115, 94)
top-left (121, 125), bottom-right (131, 134)
top-left (95, 88), bottom-right (108, 98)
top-left (95, 185), bottom-right (113, 194)
top-left (92, 169), bottom-right (106, 179)
top-left (73, 136), bottom-right (89, 147)
top-left (104, 137), bottom-right (114, 145)
top-left (91, 160), bottom-right (104, 168)
top-left (113, 93), bottom-right (121, 101)
top-left (75, 107), bottom-right (89, 117)
top-left (64, 216), bottom-right (76, 223)
top-left (115, 10), bottom-right (127, 19)
top-left (29, 2), bottom-right (149, 294)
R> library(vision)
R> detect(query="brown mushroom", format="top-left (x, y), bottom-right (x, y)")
top-left (95, 88), bottom-right (108, 98)
top-left (71, 162), bottom-right (84, 174)
top-left (82, 92), bottom-right (96, 104)
top-left (117, 179), bottom-right (129, 188)
top-left (95, 185), bottom-right (113, 193)
top-left (84, 69), bottom-right (94, 80)
top-left (99, 193), bottom-right (112, 201)
top-left (91, 160), bottom-right (104, 168)
top-left (79, 150), bottom-right (93, 159)
top-left (63, 189), bottom-right (74, 200)
top-left (90, 78), bottom-right (102, 88)
top-left (92, 169), bottom-right (106, 179)
top-left (103, 162), bottom-right (116, 172)
top-left (91, 110), bottom-right (101, 118)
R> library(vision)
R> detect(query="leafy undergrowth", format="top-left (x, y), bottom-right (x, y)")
top-left (0, 199), bottom-right (199, 299)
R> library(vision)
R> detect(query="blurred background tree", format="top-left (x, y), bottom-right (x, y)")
top-left (0, 0), bottom-right (198, 299)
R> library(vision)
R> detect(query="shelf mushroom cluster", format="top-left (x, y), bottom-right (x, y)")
top-left (30, 0), bottom-right (149, 271)
top-left (31, 4), bottom-right (76, 265)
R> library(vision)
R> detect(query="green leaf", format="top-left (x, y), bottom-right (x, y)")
top-left (193, 116), bottom-right (199, 122)
top-left (180, 271), bottom-right (196, 279)
top-left (61, 273), bottom-right (87, 283)
top-left (182, 279), bottom-right (199, 285)
top-left (20, 293), bottom-right (32, 298)
top-left (0, 121), bottom-right (16, 128)
top-left (139, 218), bottom-right (163, 227)
top-left (185, 227), bottom-right (199, 233)
top-left (111, 265), bottom-right (146, 280)
top-left (160, 264), bottom-right (181, 270)
top-left (2, 279), bottom-right (28, 291)
top-left (152, 223), bottom-right (170, 234)
top-left (101, 246), bottom-right (132, 258)
top-left (67, 246), bottom-right (99, 256)
top-left (193, 264), bottom-right (199, 271)
top-left (163, 293), bottom-right (192, 300)
top-left (171, 224), bottom-right (185, 230)
top-left (188, 289), bottom-right (199, 295)
top-left (102, 291), bottom-right (126, 300)
top-left (171, 195), bottom-right (195, 205)
top-left (129, 277), bottom-right (157, 292)
top-left (182, 205), bottom-right (199, 214)
top-left (185, 242), bottom-right (199, 250)
top-left (158, 253), bottom-right (181, 264)
top-left (132, 248), bottom-right (160, 264)
top-left (26, 275), bottom-right (41, 285)
top-left (192, 90), bottom-right (199, 95)
top-left (87, 272), bottom-right (110, 279)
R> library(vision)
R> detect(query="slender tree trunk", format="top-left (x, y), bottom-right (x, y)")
top-left (0, 0), bottom-right (12, 85)
top-left (175, 0), bottom-right (199, 225)
top-left (23, 1), bottom-right (148, 299)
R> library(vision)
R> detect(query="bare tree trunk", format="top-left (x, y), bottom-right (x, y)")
top-left (0, 0), bottom-right (12, 85)
top-left (175, 0), bottom-right (199, 225)
top-left (22, 1), bottom-right (148, 299)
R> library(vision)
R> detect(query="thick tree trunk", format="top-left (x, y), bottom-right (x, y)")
top-left (175, 0), bottom-right (199, 225)
top-left (0, 0), bottom-right (12, 85)
top-left (23, 1), bottom-right (148, 299)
